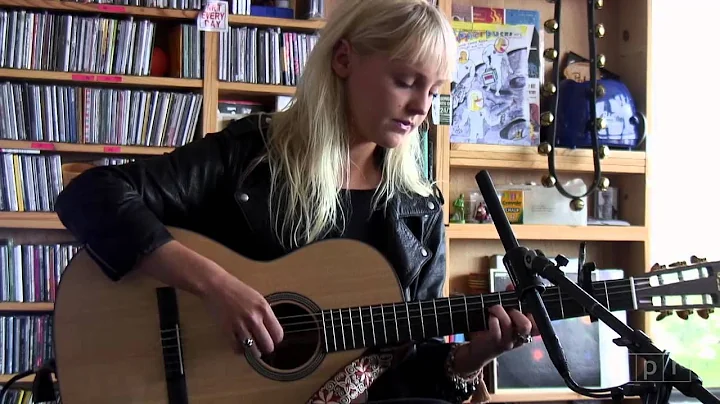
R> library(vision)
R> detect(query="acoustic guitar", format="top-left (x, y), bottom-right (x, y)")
top-left (52, 227), bottom-right (720, 403)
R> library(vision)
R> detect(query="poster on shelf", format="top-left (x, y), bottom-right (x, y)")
top-left (198, 0), bottom-right (229, 32)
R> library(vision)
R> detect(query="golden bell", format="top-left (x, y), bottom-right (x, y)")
top-left (597, 54), bottom-right (606, 68)
top-left (599, 145), bottom-right (610, 158)
top-left (595, 24), bottom-right (606, 38)
top-left (595, 0), bottom-right (604, 9)
top-left (541, 83), bottom-right (557, 97)
top-left (537, 142), bottom-right (552, 155)
top-left (544, 19), bottom-right (559, 33)
top-left (596, 117), bottom-right (607, 131)
top-left (544, 48), bottom-right (558, 60)
top-left (596, 84), bottom-right (606, 97)
top-left (541, 174), bottom-right (556, 188)
top-left (541, 112), bottom-right (554, 126)
top-left (570, 198), bottom-right (585, 211)
top-left (599, 177), bottom-right (610, 191)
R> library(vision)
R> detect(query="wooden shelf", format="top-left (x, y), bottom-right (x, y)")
top-left (447, 223), bottom-right (648, 242)
top-left (0, 373), bottom-right (36, 384)
top-left (228, 14), bottom-right (325, 30)
top-left (0, 68), bottom-right (203, 89)
top-left (450, 143), bottom-right (647, 174)
top-left (489, 390), bottom-right (604, 402)
top-left (0, 212), bottom-right (64, 230)
top-left (0, 302), bottom-right (54, 312)
top-left (218, 81), bottom-right (296, 96)
top-left (0, 0), bottom-right (199, 19)
top-left (0, 0), bottom-right (326, 29)
top-left (0, 140), bottom-right (174, 156)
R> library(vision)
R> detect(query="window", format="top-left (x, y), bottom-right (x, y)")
top-left (648, 0), bottom-right (720, 390)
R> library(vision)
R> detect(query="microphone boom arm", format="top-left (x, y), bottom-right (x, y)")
top-left (474, 169), bottom-right (720, 404)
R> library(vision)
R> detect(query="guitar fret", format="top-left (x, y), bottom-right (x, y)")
top-left (348, 308), bottom-right (355, 349)
top-left (339, 308), bottom-right (346, 350)
top-left (322, 311), bottom-right (329, 352)
top-left (370, 306), bottom-right (376, 345)
top-left (603, 281), bottom-right (610, 310)
top-left (480, 295), bottom-right (490, 330)
top-left (463, 295), bottom-right (470, 332)
top-left (330, 310), bottom-right (337, 351)
top-left (559, 286), bottom-right (565, 318)
top-left (447, 296), bottom-right (454, 334)
top-left (393, 303), bottom-right (399, 342)
top-left (432, 299), bottom-right (439, 335)
top-left (381, 305), bottom-right (387, 344)
top-left (405, 301), bottom-right (412, 340)
top-left (419, 301), bottom-right (426, 338)
top-left (359, 307), bottom-right (366, 347)
top-left (518, 299), bottom-right (523, 313)
top-left (629, 277), bottom-right (637, 310)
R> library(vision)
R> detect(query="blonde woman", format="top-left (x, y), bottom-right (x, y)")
top-left (56, 0), bottom-right (534, 403)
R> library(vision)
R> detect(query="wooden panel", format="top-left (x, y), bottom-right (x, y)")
top-left (450, 143), bottom-right (646, 174)
top-left (448, 223), bottom-right (648, 242)
top-left (218, 82), bottom-right (296, 96)
top-left (0, 140), bottom-right (173, 156)
top-left (0, 0), bottom-right (198, 19)
top-left (0, 228), bottom-right (73, 244)
top-left (0, 213), bottom-right (64, 230)
top-left (201, 32), bottom-right (220, 136)
top-left (228, 14), bottom-right (324, 30)
top-left (0, 302), bottom-right (54, 312)
top-left (0, 69), bottom-right (202, 89)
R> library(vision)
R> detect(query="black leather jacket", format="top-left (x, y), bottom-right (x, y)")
top-left (54, 113), bottom-right (473, 403)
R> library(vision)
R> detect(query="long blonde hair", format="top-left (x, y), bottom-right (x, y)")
top-left (264, 0), bottom-right (457, 248)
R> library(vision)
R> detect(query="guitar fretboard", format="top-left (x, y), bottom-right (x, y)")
top-left (315, 278), bottom-right (636, 353)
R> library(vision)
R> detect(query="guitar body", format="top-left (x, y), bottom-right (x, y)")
top-left (53, 227), bottom-right (405, 404)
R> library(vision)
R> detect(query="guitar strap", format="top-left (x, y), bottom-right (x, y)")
top-left (307, 351), bottom-right (394, 404)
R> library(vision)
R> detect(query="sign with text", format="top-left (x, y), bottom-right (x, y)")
top-left (198, 0), bottom-right (229, 32)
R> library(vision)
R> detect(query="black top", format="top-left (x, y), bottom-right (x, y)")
top-left (337, 188), bottom-right (384, 252)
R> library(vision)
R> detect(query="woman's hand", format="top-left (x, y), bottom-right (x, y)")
top-left (136, 240), bottom-right (284, 357)
top-left (451, 285), bottom-right (538, 374)
top-left (202, 267), bottom-right (285, 356)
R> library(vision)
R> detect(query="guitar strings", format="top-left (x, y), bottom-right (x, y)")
top-left (161, 278), bottom-right (695, 344)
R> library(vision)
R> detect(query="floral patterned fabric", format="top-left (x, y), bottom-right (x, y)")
top-left (307, 353), bottom-right (394, 404)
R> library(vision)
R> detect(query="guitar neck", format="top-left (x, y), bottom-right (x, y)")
top-left (317, 278), bottom-right (637, 353)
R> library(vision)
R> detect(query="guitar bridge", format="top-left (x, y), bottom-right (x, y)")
top-left (157, 287), bottom-right (189, 404)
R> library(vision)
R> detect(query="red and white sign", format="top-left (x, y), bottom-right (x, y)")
top-left (198, 1), bottom-right (229, 32)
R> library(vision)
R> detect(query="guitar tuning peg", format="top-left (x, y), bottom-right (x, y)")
top-left (669, 261), bottom-right (687, 268)
top-left (698, 308), bottom-right (714, 319)
top-left (691, 255), bottom-right (707, 264)
top-left (675, 310), bottom-right (694, 320)
top-left (655, 311), bottom-right (673, 321)
top-left (651, 263), bottom-right (667, 271)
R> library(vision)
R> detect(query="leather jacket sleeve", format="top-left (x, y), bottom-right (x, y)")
top-left (55, 117), bottom-right (262, 281)
top-left (368, 212), bottom-right (480, 403)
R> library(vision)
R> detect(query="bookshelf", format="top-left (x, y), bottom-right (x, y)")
top-left (0, 0), bottom-right (653, 402)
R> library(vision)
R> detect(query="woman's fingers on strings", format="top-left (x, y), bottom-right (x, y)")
top-left (488, 304), bottom-right (514, 351)
top-left (508, 309), bottom-right (532, 338)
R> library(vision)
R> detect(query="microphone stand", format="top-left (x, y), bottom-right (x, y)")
top-left (475, 169), bottom-right (719, 404)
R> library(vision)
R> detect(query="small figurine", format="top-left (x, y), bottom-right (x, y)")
top-left (451, 193), bottom-right (465, 223)
top-left (475, 201), bottom-right (490, 223)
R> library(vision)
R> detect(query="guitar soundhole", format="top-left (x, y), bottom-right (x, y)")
top-left (260, 302), bottom-right (320, 371)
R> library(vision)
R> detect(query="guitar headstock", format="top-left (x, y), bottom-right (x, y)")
top-left (639, 257), bottom-right (719, 321)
